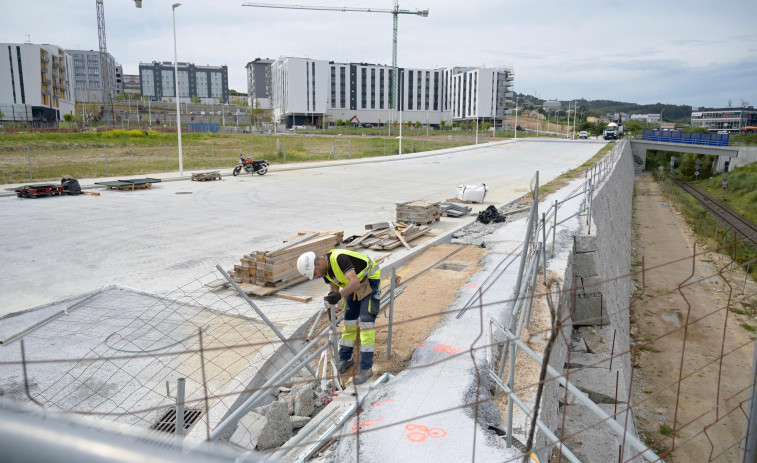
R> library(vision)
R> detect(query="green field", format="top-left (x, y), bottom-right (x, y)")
top-left (0, 129), bottom-right (496, 184)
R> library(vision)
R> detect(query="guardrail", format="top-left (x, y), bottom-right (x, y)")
top-left (642, 129), bottom-right (729, 147)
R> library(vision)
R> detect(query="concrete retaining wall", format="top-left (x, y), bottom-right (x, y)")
top-left (538, 140), bottom-right (641, 461)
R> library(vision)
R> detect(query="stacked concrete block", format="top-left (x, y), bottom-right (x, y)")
top-left (571, 235), bottom-right (609, 326)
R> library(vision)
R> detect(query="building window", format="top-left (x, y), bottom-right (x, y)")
top-left (417, 71), bottom-right (422, 110)
top-left (340, 67), bottom-right (346, 109)
top-left (361, 67), bottom-right (367, 109)
top-left (331, 66), bottom-right (336, 108)
top-left (407, 70), bottom-right (413, 110)
top-left (433, 71), bottom-right (439, 111)
top-left (379, 69), bottom-right (385, 109)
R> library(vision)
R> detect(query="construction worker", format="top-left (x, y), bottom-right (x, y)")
top-left (297, 249), bottom-right (381, 385)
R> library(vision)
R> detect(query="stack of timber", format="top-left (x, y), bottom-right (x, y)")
top-left (230, 231), bottom-right (343, 296)
top-left (441, 202), bottom-right (473, 217)
top-left (396, 200), bottom-right (441, 225)
top-left (346, 222), bottom-right (430, 251)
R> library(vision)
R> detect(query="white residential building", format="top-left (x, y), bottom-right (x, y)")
top-left (0, 42), bottom-right (75, 124)
top-left (268, 56), bottom-right (514, 128)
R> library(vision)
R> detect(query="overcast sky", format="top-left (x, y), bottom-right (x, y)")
top-left (2, 0), bottom-right (755, 108)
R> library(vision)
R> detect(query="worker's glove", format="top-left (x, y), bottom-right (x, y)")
top-left (324, 291), bottom-right (342, 305)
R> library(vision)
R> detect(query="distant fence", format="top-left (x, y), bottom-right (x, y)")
top-left (642, 129), bottom-right (729, 146)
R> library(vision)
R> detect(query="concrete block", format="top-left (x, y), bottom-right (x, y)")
top-left (572, 293), bottom-right (608, 326)
top-left (229, 411), bottom-right (266, 449)
top-left (559, 404), bottom-right (643, 463)
top-left (574, 235), bottom-right (597, 253)
top-left (292, 383), bottom-right (315, 417)
top-left (578, 327), bottom-right (612, 354)
top-left (566, 352), bottom-right (619, 372)
top-left (564, 368), bottom-right (627, 405)
top-left (572, 252), bottom-right (598, 277)
top-left (290, 415), bottom-right (311, 429)
top-left (578, 276), bottom-right (603, 296)
top-left (256, 400), bottom-right (293, 450)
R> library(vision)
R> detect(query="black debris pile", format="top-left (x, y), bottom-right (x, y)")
top-left (61, 177), bottom-right (81, 195)
top-left (477, 205), bottom-right (507, 224)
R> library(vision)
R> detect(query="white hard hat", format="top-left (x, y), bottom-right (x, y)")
top-left (297, 251), bottom-right (317, 279)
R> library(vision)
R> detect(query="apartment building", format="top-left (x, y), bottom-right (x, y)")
top-left (269, 55), bottom-right (514, 128)
top-left (139, 61), bottom-right (229, 103)
top-left (0, 42), bottom-right (75, 124)
top-left (245, 58), bottom-right (273, 109)
top-left (66, 49), bottom-right (119, 104)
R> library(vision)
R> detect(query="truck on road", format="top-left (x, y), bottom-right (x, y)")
top-left (603, 122), bottom-right (624, 140)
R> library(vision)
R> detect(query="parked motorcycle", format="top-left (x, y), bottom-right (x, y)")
top-left (233, 153), bottom-right (269, 176)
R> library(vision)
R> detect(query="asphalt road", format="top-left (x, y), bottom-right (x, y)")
top-left (0, 139), bottom-right (602, 315)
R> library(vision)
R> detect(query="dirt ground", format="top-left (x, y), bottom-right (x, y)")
top-left (631, 173), bottom-right (757, 461)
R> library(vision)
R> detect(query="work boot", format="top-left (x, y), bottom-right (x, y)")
top-left (337, 357), bottom-right (355, 374)
top-left (354, 368), bottom-right (374, 385)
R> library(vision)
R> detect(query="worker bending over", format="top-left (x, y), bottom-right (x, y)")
top-left (297, 249), bottom-right (380, 385)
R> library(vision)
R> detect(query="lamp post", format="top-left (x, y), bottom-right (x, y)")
top-left (659, 108), bottom-right (664, 129)
top-left (172, 2), bottom-right (183, 176)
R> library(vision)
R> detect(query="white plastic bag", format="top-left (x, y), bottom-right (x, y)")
top-left (455, 183), bottom-right (488, 203)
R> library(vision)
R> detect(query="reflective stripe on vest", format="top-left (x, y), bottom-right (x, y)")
top-left (325, 249), bottom-right (380, 287)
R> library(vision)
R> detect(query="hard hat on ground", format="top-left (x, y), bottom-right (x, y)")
top-left (297, 251), bottom-right (317, 279)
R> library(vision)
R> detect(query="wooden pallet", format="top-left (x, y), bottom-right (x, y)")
top-left (192, 171), bottom-right (222, 181)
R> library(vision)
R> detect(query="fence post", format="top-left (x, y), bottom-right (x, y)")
top-left (742, 334), bottom-right (757, 462)
top-left (27, 146), bottom-right (32, 181)
top-left (387, 268), bottom-right (396, 360)
top-left (251, 142), bottom-right (253, 158)
top-left (164, 144), bottom-right (168, 172)
top-left (104, 144), bottom-right (108, 177)
top-left (211, 141), bottom-right (215, 168)
top-left (348, 140), bottom-right (352, 159)
top-left (175, 378), bottom-right (186, 438)
top-left (333, 140), bottom-right (337, 159)
top-left (283, 142), bottom-right (286, 162)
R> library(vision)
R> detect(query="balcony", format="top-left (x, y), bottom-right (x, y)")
top-left (41, 67), bottom-right (48, 73)
top-left (41, 57), bottom-right (49, 63)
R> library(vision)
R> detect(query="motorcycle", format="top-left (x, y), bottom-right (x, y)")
top-left (233, 153), bottom-right (269, 176)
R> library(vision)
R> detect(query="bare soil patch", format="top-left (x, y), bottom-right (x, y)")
top-left (631, 173), bottom-right (757, 461)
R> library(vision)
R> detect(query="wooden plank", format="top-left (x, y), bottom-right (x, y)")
top-left (346, 231), bottom-right (375, 248)
top-left (269, 291), bottom-right (312, 303)
top-left (267, 234), bottom-right (339, 257)
top-left (388, 222), bottom-right (411, 250)
top-left (264, 232), bottom-right (319, 255)
top-left (365, 222), bottom-right (390, 231)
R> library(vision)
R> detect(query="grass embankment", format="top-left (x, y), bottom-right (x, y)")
top-left (653, 164), bottom-right (757, 282)
top-left (0, 129), bottom-right (478, 184)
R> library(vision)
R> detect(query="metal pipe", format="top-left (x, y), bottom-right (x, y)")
top-left (217, 265), bottom-right (317, 377)
top-left (209, 332), bottom-right (330, 441)
top-left (330, 302), bottom-right (339, 362)
top-left (742, 327), bottom-right (757, 462)
top-left (387, 267), bottom-right (396, 359)
top-left (496, 325), bottom-right (662, 462)
top-left (0, 293), bottom-right (98, 345)
top-left (488, 370), bottom-right (582, 463)
top-left (541, 213), bottom-right (547, 285)
top-left (176, 378), bottom-right (186, 438)
top-left (552, 200), bottom-right (558, 258)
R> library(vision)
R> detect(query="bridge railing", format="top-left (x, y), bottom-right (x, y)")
top-left (642, 129), bottom-right (729, 146)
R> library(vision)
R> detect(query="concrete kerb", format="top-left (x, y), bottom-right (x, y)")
top-left (0, 139), bottom-right (514, 197)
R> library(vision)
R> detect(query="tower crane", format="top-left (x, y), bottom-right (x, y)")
top-left (241, 1), bottom-right (428, 128)
top-left (95, 0), bottom-right (142, 127)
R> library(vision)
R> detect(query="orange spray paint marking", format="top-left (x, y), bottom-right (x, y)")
top-left (465, 284), bottom-right (483, 290)
top-left (433, 344), bottom-right (462, 354)
top-left (351, 417), bottom-right (383, 434)
top-left (418, 343), bottom-right (425, 348)
top-left (405, 423), bottom-right (447, 443)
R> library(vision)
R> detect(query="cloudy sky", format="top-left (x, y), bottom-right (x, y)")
top-left (2, 0), bottom-right (755, 108)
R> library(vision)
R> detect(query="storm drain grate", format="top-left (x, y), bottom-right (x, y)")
top-left (151, 408), bottom-right (203, 434)
top-left (435, 263), bottom-right (467, 272)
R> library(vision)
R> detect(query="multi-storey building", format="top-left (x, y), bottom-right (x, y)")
top-left (67, 49), bottom-right (119, 104)
top-left (0, 42), bottom-right (75, 125)
top-left (246, 58), bottom-right (273, 109)
top-left (269, 56), bottom-right (514, 128)
top-left (139, 61), bottom-right (228, 103)
top-left (691, 107), bottom-right (757, 133)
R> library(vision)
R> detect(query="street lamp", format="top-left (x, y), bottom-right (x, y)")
top-left (659, 108), bottom-right (664, 130)
top-left (172, 2), bottom-right (184, 176)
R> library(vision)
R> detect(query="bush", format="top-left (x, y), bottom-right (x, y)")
top-left (726, 170), bottom-right (757, 193)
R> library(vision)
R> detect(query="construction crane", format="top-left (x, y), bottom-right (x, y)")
top-left (241, 1), bottom-right (428, 128)
top-left (95, 0), bottom-right (141, 127)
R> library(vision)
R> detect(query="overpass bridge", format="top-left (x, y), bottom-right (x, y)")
top-left (630, 138), bottom-right (756, 173)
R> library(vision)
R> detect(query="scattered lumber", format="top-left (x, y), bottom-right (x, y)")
top-left (441, 202), bottom-right (473, 217)
top-left (349, 221), bottom-right (430, 250)
top-left (396, 200), bottom-right (441, 225)
top-left (229, 231), bottom-right (344, 296)
top-left (191, 171), bottom-right (222, 181)
top-left (94, 178), bottom-right (161, 191)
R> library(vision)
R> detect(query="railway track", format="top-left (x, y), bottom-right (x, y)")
top-left (668, 172), bottom-right (757, 246)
